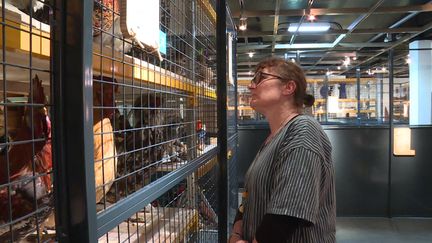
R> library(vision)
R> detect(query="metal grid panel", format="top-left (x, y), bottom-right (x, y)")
top-left (98, 157), bottom-right (220, 243)
top-left (92, 0), bottom-right (220, 240)
top-left (0, 0), bottom-right (54, 242)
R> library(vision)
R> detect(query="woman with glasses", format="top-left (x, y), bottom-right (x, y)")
top-left (230, 57), bottom-right (336, 243)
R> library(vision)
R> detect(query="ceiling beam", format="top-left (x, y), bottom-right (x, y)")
top-left (338, 20), bottom-right (432, 75)
top-left (309, 0), bottom-right (386, 70)
top-left (238, 27), bottom-right (424, 37)
top-left (237, 42), bottom-right (392, 51)
top-left (232, 3), bottom-right (432, 18)
top-left (290, 0), bottom-right (315, 45)
top-left (271, 0), bottom-right (282, 53)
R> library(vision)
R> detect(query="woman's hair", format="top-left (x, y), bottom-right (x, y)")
top-left (255, 57), bottom-right (315, 108)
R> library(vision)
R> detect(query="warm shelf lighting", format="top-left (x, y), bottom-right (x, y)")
top-left (248, 52), bottom-right (254, 58)
top-left (288, 22), bottom-right (331, 32)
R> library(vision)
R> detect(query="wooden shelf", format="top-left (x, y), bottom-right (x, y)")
top-left (93, 46), bottom-right (216, 99)
top-left (0, 5), bottom-right (50, 57)
top-left (197, 0), bottom-right (216, 24)
top-left (0, 5), bottom-right (216, 100)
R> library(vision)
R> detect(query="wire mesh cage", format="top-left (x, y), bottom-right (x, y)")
top-left (98, 157), bottom-right (219, 243)
top-left (92, 0), bottom-right (220, 241)
top-left (0, 0), bottom-right (54, 242)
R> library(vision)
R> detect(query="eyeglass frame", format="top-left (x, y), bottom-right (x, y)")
top-left (250, 71), bottom-right (284, 87)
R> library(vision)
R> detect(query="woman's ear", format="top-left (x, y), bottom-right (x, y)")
top-left (282, 80), bottom-right (296, 95)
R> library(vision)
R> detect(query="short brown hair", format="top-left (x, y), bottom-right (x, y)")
top-left (255, 57), bottom-right (314, 107)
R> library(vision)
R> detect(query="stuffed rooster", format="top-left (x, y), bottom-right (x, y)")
top-left (0, 75), bottom-right (52, 241)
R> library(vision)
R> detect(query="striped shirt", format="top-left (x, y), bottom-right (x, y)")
top-left (243, 115), bottom-right (336, 242)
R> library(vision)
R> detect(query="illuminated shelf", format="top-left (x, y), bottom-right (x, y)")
top-left (0, 5), bottom-right (216, 100)
top-left (197, 0), bottom-right (216, 24)
top-left (238, 77), bottom-right (378, 86)
top-left (315, 98), bottom-right (376, 103)
top-left (93, 46), bottom-right (216, 99)
top-left (0, 5), bottom-right (51, 57)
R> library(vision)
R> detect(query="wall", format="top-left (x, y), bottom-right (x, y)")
top-left (237, 125), bottom-right (432, 217)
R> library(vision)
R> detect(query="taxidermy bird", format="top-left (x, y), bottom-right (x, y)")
top-left (93, 0), bottom-right (119, 37)
top-left (0, 75), bottom-right (53, 241)
top-left (93, 76), bottom-right (118, 203)
top-left (105, 94), bottom-right (188, 202)
top-left (93, 0), bottom-right (133, 53)
top-left (6, 0), bottom-right (44, 12)
top-left (6, 0), bottom-right (50, 24)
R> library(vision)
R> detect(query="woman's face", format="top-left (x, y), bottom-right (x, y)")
top-left (248, 67), bottom-right (285, 113)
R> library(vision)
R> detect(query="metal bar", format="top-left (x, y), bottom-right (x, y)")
top-left (53, 0), bottom-right (97, 242)
top-left (339, 21), bottom-right (432, 75)
top-left (232, 2), bottom-right (432, 17)
top-left (368, 12), bottom-right (419, 43)
top-left (290, 0), bottom-right (314, 45)
top-left (324, 74), bottom-right (328, 123)
top-left (238, 27), bottom-right (423, 37)
top-left (356, 68), bottom-right (361, 125)
top-left (271, 0), bottom-right (282, 53)
top-left (96, 148), bottom-right (219, 237)
top-left (388, 49), bottom-right (394, 218)
top-left (308, 0), bottom-right (386, 70)
top-left (238, 42), bottom-right (392, 52)
top-left (217, 0), bottom-right (228, 242)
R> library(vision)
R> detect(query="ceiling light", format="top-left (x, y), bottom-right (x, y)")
top-left (326, 70), bottom-right (332, 76)
top-left (337, 66), bottom-right (341, 70)
top-left (288, 22), bottom-right (331, 32)
top-left (291, 58), bottom-right (296, 63)
top-left (248, 52), bottom-right (254, 58)
top-left (284, 53), bottom-right (288, 60)
top-left (352, 56), bottom-right (357, 61)
top-left (406, 57), bottom-right (411, 64)
top-left (343, 57), bottom-right (350, 67)
top-left (239, 17), bottom-right (247, 31)
top-left (307, 14), bottom-right (316, 22)
top-left (382, 67), bottom-right (387, 72)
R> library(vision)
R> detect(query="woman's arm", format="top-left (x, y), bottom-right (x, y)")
top-left (255, 214), bottom-right (312, 243)
top-left (229, 220), bottom-right (248, 243)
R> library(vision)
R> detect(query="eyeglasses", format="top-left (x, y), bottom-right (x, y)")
top-left (250, 71), bottom-right (283, 87)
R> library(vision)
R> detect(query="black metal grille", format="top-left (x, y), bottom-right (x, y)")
top-left (92, 0), bottom-right (219, 241)
top-left (0, 0), bottom-right (54, 242)
top-left (98, 157), bottom-right (219, 243)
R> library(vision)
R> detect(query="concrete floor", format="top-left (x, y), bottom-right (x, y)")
top-left (336, 218), bottom-right (432, 243)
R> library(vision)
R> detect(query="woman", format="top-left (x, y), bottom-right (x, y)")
top-left (230, 57), bottom-right (336, 243)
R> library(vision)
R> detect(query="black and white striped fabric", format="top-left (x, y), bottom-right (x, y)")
top-left (243, 115), bottom-right (336, 243)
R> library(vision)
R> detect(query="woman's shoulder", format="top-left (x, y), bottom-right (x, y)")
top-left (281, 115), bottom-right (329, 152)
top-left (288, 114), bottom-right (322, 132)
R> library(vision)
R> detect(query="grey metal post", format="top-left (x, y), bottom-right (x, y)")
top-left (388, 49), bottom-right (394, 217)
top-left (216, 0), bottom-right (228, 242)
top-left (324, 74), bottom-right (329, 123)
top-left (53, 0), bottom-right (97, 242)
top-left (356, 68), bottom-right (361, 125)
top-left (376, 73), bottom-right (383, 123)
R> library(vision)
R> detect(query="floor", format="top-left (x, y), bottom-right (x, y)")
top-left (336, 218), bottom-right (432, 243)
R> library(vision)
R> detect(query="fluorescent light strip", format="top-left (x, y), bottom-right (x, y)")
top-left (288, 23), bottom-right (331, 32)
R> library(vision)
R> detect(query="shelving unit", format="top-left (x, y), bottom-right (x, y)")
top-left (237, 77), bottom-right (379, 123)
top-left (0, 0), bottom-right (225, 242)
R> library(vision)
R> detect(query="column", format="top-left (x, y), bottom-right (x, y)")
top-left (409, 40), bottom-right (432, 125)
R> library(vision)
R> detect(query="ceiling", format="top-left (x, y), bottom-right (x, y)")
top-left (227, 0), bottom-right (432, 79)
